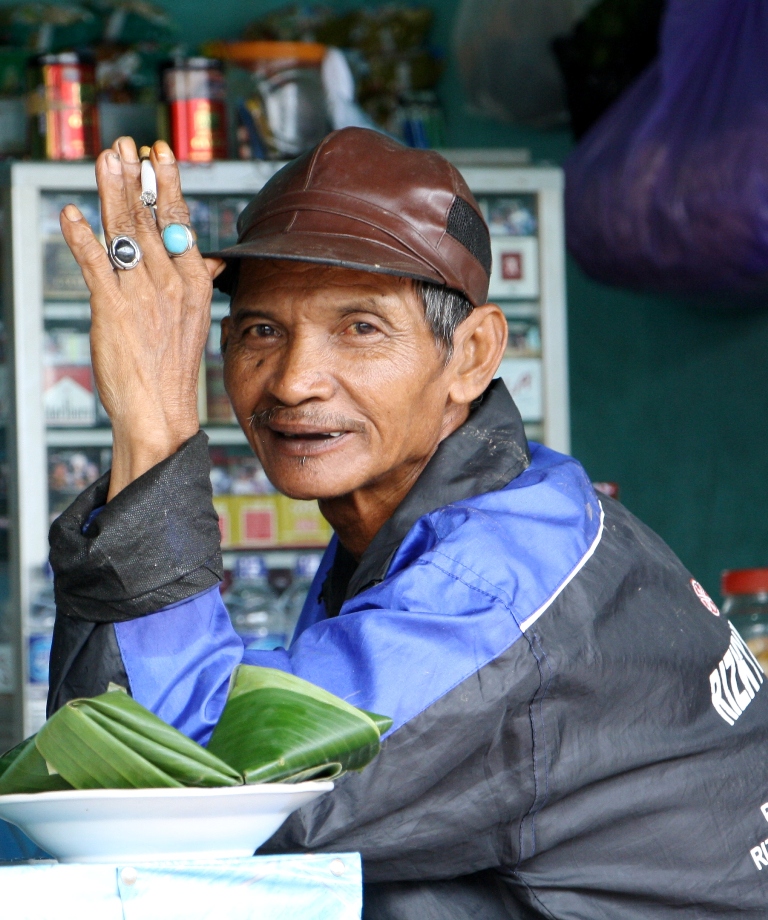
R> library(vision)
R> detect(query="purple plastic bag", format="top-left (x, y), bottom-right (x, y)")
top-left (565, 0), bottom-right (768, 296)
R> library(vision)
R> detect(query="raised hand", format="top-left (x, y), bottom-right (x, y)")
top-left (59, 136), bottom-right (225, 500)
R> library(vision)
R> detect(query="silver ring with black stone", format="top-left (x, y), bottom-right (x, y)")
top-left (108, 235), bottom-right (142, 271)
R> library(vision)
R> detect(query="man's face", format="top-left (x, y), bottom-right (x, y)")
top-left (221, 260), bottom-right (463, 503)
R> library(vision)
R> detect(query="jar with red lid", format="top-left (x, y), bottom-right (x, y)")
top-left (30, 52), bottom-right (100, 161)
top-left (161, 57), bottom-right (227, 163)
top-left (209, 41), bottom-right (329, 159)
top-left (721, 568), bottom-right (768, 671)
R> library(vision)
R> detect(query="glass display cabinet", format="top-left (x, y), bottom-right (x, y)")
top-left (0, 155), bottom-right (568, 750)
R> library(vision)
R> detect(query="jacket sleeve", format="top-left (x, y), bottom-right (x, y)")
top-left (47, 430), bottom-right (225, 715)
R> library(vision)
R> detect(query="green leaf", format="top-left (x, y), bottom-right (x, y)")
top-left (277, 763), bottom-right (344, 784)
top-left (359, 709), bottom-right (394, 736)
top-left (227, 665), bottom-right (392, 732)
top-left (36, 692), bottom-right (241, 791)
top-left (208, 667), bottom-right (388, 784)
top-left (0, 736), bottom-right (73, 795)
top-left (0, 674), bottom-right (392, 794)
top-left (79, 694), bottom-right (241, 787)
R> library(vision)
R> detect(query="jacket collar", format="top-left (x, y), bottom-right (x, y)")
top-left (323, 378), bottom-right (531, 612)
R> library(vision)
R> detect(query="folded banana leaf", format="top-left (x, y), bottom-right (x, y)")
top-left (35, 691), bottom-right (243, 791)
top-left (0, 667), bottom-right (393, 794)
top-left (0, 735), bottom-right (73, 796)
top-left (207, 666), bottom-right (393, 784)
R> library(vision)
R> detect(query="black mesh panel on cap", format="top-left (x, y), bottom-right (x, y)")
top-left (446, 197), bottom-right (492, 276)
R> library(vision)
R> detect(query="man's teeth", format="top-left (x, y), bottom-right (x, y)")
top-left (282, 432), bottom-right (343, 439)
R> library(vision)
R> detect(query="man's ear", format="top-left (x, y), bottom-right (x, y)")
top-left (220, 315), bottom-right (230, 355)
top-left (447, 303), bottom-right (508, 406)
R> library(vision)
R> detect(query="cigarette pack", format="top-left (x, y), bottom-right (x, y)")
top-left (483, 194), bottom-right (537, 237)
top-left (278, 496), bottom-right (332, 548)
top-left (186, 196), bottom-right (212, 252)
top-left (214, 198), bottom-right (250, 249)
top-left (233, 495), bottom-right (280, 548)
top-left (43, 239), bottom-right (91, 300)
top-left (489, 237), bottom-right (539, 299)
top-left (44, 366), bottom-right (96, 427)
top-left (205, 323), bottom-right (236, 423)
top-left (498, 356), bottom-right (543, 423)
top-left (506, 320), bottom-right (541, 358)
top-left (48, 448), bottom-right (104, 518)
top-left (44, 328), bottom-right (91, 365)
top-left (212, 495), bottom-right (234, 548)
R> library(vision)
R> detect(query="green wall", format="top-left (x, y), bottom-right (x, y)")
top-left (8, 0), bottom-right (767, 599)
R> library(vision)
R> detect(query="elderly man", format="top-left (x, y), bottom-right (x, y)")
top-left (50, 128), bottom-right (768, 919)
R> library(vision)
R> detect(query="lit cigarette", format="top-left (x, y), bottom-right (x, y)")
top-left (139, 146), bottom-right (157, 208)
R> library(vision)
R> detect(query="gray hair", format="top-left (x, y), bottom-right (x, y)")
top-left (413, 280), bottom-right (474, 361)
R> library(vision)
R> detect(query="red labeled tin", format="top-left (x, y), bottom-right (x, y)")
top-left (31, 53), bottom-right (100, 160)
top-left (162, 58), bottom-right (227, 163)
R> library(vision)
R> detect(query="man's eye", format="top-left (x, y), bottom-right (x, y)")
top-left (351, 322), bottom-right (378, 335)
top-left (247, 324), bottom-right (278, 338)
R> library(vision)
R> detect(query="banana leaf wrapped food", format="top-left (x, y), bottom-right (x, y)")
top-left (0, 666), bottom-right (392, 795)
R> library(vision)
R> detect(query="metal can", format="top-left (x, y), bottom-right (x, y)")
top-left (162, 57), bottom-right (227, 163)
top-left (722, 568), bottom-right (768, 672)
top-left (30, 53), bottom-right (100, 160)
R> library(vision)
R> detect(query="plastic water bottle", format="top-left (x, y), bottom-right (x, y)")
top-left (223, 556), bottom-right (286, 650)
top-left (28, 563), bottom-right (55, 685)
top-left (26, 562), bottom-right (56, 733)
top-left (280, 553), bottom-right (323, 644)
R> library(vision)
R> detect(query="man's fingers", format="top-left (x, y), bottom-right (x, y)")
top-left (152, 140), bottom-right (192, 227)
top-left (59, 204), bottom-right (119, 296)
top-left (151, 140), bottom-right (206, 272)
top-left (117, 136), bottom-right (166, 244)
top-left (98, 138), bottom-right (161, 250)
top-left (205, 257), bottom-right (227, 281)
top-left (93, 136), bottom-right (208, 295)
top-left (95, 148), bottom-right (135, 240)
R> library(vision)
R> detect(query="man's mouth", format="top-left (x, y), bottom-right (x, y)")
top-left (249, 409), bottom-right (365, 458)
top-left (262, 426), bottom-right (357, 458)
top-left (279, 431), bottom-right (344, 440)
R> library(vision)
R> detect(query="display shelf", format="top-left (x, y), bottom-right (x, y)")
top-left (43, 302), bottom-right (91, 321)
top-left (205, 426), bottom-right (249, 445)
top-left (46, 425), bottom-right (249, 448)
top-left (499, 301), bottom-right (541, 320)
top-left (221, 549), bottom-right (320, 569)
top-left (45, 301), bottom-right (232, 323)
top-left (46, 427), bottom-right (112, 447)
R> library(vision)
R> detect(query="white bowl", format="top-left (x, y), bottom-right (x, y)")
top-left (0, 782), bottom-right (333, 864)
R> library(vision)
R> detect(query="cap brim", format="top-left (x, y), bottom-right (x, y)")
top-left (203, 232), bottom-right (448, 295)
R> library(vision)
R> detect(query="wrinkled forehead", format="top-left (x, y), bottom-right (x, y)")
top-left (230, 258), bottom-right (418, 310)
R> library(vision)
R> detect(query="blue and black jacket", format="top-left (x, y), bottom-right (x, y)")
top-left (49, 380), bottom-right (768, 919)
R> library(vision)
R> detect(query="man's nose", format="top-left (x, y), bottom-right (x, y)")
top-left (267, 334), bottom-right (335, 405)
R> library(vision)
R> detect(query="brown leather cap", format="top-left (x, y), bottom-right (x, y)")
top-left (206, 127), bottom-right (492, 306)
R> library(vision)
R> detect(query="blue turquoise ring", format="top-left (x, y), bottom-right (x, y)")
top-left (161, 223), bottom-right (196, 257)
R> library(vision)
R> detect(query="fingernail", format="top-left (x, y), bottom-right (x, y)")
top-left (154, 140), bottom-right (175, 163)
top-left (117, 137), bottom-right (138, 162)
top-left (106, 152), bottom-right (121, 174)
top-left (62, 204), bottom-right (82, 222)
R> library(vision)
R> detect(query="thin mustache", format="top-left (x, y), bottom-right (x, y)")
top-left (248, 407), bottom-right (366, 433)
